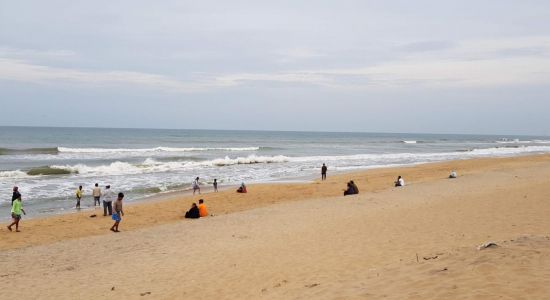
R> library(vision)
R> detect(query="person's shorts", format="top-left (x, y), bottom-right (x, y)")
top-left (112, 213), bottom-right (121, 222)
top-left (11, 213), bottom-right (21, 220)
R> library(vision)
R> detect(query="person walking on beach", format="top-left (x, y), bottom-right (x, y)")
top-left (75, 185), bottom-right (83, 209)
top-left (92, 183), bottom-right (101, 207)
top-left (213, 179), bottom-right (218, 192)
top-left (110, 192), bottom-right (124, 232)
top-left (103, 185), bottom-right (114, 216)
top-left (11, 186), bottom-right (21, 206)
top-left (7, 194), bottom-right (26, 232)
top-left (193, 177), bottom-right (201, 195)
top-left (321, 164), bottom-right (328, 181)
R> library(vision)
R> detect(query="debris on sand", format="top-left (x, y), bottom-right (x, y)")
top-left (478, 242), bottom-right (498, 250)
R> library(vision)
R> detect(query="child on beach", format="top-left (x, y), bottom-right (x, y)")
top-left (75, 185), bottom-right (83, 209)
top-left (7, 194), bottom-right (26, 232)
top-left (193, 177), bottom-right (200, 195)
top-left (213, 179), bottom-right (218, 192)
top-left (321, 163), bottom-right (327, 180)
top-left (110, 193), bottom-right (124, 232)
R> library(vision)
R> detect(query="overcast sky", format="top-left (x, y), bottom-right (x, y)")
top-left (1, 0), bottom-right (549, 135)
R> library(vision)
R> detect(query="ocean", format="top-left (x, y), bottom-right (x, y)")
top-left (1, 126), bottom-right (550, 218)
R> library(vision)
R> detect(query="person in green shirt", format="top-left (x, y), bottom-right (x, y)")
top-left (7, 194), bottom-right (26, 232)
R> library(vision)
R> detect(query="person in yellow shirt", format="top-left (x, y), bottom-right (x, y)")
top-left (75, 185), bottom-right (83, 209)
top-left (198, 199), bottom-right (208, 217)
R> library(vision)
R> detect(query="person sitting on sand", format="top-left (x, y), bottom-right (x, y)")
top-left (343, 182), bottom-right (355, 196)
top-left (449, 170), bottom-right (457, 179)
top-left (110, 193), bottom-right (124, 232)
top-left (395, 176), bottom-right (405, 187)
top-left (7, 194), bottom-right (26, 232)
top-left (198, 199), bottom-right (208, 217)
top-left (185, 203), bottom-right (200, 219)
top-left (237, 182), bottom-right (247, 193)
top-left (350, 180), bottom-right (359, 194)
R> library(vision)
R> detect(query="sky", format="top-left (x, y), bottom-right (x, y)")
top-left (1, 0), bottom-right (549, 135)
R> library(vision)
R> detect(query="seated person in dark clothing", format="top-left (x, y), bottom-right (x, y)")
top-left (343, 182), bottom-right (355, 196)
top-left (350, 180), bottom-right (359, 194)
top-left (185, 203), bottom-right (200, 219)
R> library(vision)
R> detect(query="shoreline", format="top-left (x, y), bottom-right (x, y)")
top-left (2, 153), bottom-right (550, 251)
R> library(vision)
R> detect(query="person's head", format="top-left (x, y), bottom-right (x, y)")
top-left (350, 180), bottom-right (354, 184)
top-left (95, 183), bottom-right (98, 187)
top-left (79, 185), bottom-right (82, 190)
top-left (323, 163), bottom-right (325, 166)
top-left (199, 199), bottom-right (204, 204)
top-left (191, 203), bottom-right (197, 208)
top-left (196, 177), bottom-right (199, 180)
top-left (13, 186), bottom-right (18, 192)
top-left (398, 176), bottom-right (402, 179)
top-left (106, 185), bottom-right (110, 189)
top-left (16, 194), bottom-right (22, 201)
top-left (118, 192), bottom-right (124, 200)
top-left (214, 179), bottom-right (217, 182)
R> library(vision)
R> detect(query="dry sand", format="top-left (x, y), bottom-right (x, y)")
top-left (1, 154), bottom-right (550, 299)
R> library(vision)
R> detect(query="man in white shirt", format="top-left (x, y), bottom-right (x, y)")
top-left (102, 185), bottom-right (114, 216)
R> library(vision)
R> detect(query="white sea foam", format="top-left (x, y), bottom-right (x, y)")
top-left (402, 140), bottom-right (417, 144)
top-left (57, 146), bottom-right (260, 153)
top-left (0, 170), bottom-right (28, 178)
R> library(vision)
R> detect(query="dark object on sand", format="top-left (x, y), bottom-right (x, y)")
top-left (89, 214), bottom-right (97, 218)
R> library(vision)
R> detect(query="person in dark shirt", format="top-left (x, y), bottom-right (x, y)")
top-left (350, 180), bottom-right (359, 194)
top-left (11, 186), bottom-right (21, 205)
top-left (321, 164), bottom-right (328, 181)
top-left (185, 203), bottom-right (200, 219)
top-left (344, 182), bottom-right (355, 196)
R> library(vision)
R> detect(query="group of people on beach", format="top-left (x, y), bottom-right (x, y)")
top-left (74, 183), bottom-right (125, 232)
top-left (6, 165), bottom-right (459, 233)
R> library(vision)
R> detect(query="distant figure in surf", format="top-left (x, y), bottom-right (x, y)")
top-left (321, 163), bottom-right (327, 181)
top-left (394, 176), bottom-right (405, 187)
top-left (213, 179), bottom-right (218, 192)
top-left (75, 185), bottom-right (83, 209)
top-left (92, 183), bottom-right (101, 207)
top-left (193, 177), bottom-right (200, 195)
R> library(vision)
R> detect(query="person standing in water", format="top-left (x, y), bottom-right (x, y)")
top-left (110, 193), bottom-right (124, 232)
top-left (213, 179), bottom-right (218, 192)
top-left (92, 183), bottom-right (101, 207)
top-left (75, 185), bottom-right (83, 209)
top-left (321, 164), bottom-right (328, 181)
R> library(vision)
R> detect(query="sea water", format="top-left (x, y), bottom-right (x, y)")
top-left (1, 126), bottom-right (550, 218)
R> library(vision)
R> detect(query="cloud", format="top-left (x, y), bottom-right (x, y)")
top-left (1, 37), bottom-right (549, 93)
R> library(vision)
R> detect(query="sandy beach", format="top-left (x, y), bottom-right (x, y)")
top-left (2, 154), bottom-right (550, 299)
